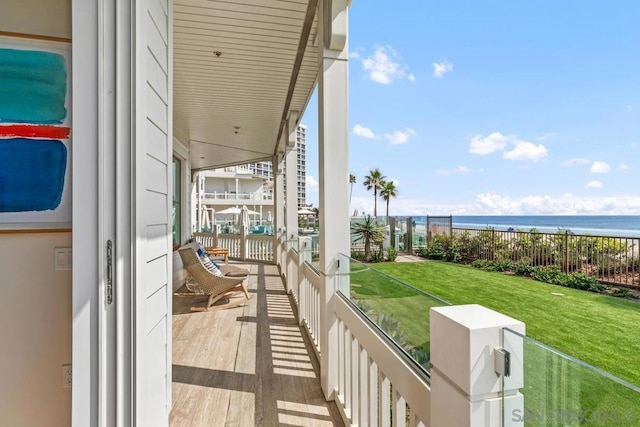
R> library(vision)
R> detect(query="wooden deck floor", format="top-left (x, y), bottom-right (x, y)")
top-left (170, 263), bottom-right (345, 427)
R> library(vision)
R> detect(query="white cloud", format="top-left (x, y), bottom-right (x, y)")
top-left (408, 73), bottom-right (416, 82)
top-left (349, 193), bottom-right (640, 216)
top-left (432, 60), bottom-right (453, 78)
top-left (631, 142), bottom-right (638, 147)
top-left (619, 163), bottom-right (629, 170)
top-left (435, 166), bottom-right (472, 175)
top-left (590, 161), bottom-right (610, 174)
top-left (352, 124), bottom-right (377, 139)
top-left (585, 180), bottom-right (603, 189)
top-left (627, 105), bottom-right (633, 111)
top-left (354, 46), bottom-right (410, 84)
top-left (469, 132), bottom-right (547, 162)
top-left (385, 128), bottom-right (416, 145)
top-left (469, 132), bottom-right (509, 155)
top-left (561, 158), bottom-right (590, 167)
top-left (305, 175), bottom-right (318, 187)
top-left (503, 141), bottom-right (548, 162)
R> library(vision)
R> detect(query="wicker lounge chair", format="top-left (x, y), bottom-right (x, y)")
top-left (178, 248), bottom-right (251, 312)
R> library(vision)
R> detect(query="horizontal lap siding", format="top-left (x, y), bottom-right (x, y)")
top-left (138, 0), bottom-right (170, 424)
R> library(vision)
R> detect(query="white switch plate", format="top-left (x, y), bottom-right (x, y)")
top-left (54, 247), bottom-right (72, 270)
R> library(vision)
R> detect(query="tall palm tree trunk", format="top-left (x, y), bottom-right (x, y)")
top-left (373, 188), bottom-right (378, 217)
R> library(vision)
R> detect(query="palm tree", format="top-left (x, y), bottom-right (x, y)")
top-left (380, 181), bottom-right (398, 220)
top-left (363, 168), bottom-right (386, 217)
top-left (350, 215), bottom-right (385, 261)
top-left (349, 173), bottom-right (356, 205)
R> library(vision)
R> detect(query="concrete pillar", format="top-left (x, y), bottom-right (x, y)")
top-left (430, 305), bottom-right (525, 427)
top-left (318, 0), bottom-right (350, 400)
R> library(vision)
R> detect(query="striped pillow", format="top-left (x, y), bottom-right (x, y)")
top-left (198, 252), bottom-right (223, 277)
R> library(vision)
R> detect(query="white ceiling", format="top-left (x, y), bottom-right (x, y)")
top-left (173, 0), bottom-right (319, 171)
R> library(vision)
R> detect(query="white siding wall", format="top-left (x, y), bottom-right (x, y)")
top-left (135, 0), bottom-right (172, 424)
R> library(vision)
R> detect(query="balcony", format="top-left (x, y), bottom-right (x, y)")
top-left (201, 191), bottom-right (273, 204)
top-left (179, 233), bottom-right (640, 427)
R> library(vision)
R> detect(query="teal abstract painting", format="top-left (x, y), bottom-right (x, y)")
top-left (0, 48), bottom-right (67, 124)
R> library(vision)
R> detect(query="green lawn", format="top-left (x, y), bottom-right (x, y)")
top-left (350, 260), bottom-right (640, 426)
top-left (368, 260), bottom-right (640, 384)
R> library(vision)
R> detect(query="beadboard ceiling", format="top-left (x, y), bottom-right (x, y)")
top-left (173, 0), bottom-right (319, 170)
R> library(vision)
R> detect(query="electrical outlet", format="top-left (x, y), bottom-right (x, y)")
top-left (62, 364), bottom-right (72, 388)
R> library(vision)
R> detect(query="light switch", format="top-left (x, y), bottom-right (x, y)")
top-left (54, 247), bottom-right (72, 270)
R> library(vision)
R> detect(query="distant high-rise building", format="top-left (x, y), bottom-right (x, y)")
top-left (247, 124), bottom-right (307, 208)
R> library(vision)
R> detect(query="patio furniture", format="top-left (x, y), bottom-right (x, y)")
top-left (178, 248), bottom-right (250, 312)
top-left (205, 246), bottom-right (229, 264)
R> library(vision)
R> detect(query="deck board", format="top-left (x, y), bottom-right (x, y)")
top-left (170, 263), bottom-right (344, 427)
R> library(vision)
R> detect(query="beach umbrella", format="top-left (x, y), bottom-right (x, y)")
top-left (237, 205), bottom-right (250, 229)
top-left (200, 207), bottom-right (211, 230)
top-left (297, 208), bottom-right (316, 215)
top-left (216, 206), bottom-right (241, 215)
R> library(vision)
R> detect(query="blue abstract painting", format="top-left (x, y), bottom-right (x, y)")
top-left (0, 37), bottom-right (71, 225)
top-left (0, 139), bottom-right (67, 212)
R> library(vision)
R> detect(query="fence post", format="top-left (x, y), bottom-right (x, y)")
top-left (389, 217), bottom-right (396, 249)
top-left (491, 228), bottom-right (496, 261)
top-left (449, 215), bottom-right (453, 238)
top-left (564, 232), bottom-right (569, 274)
top-left (430, 305), bottom-right (525, 427)
top-left (407, 217), bottom-right (413, 254)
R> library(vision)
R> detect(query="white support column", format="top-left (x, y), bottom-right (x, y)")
top-left (284, 125), bottom-right (299, 293)
top-left (196, 172), bottom-right (202, 232)
top-left (318, 0), bottom-right (350, 401)
top-left (430, 305), bottom-right (525, 427)
top-left (273, 154), bottom-right (285, 272)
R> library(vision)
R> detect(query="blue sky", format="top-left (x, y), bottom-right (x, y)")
top-left (302, 1), bottom-right (640, 215)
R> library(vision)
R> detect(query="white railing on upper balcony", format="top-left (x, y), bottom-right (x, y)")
top-left (201, 191), bottom-right (273, 201)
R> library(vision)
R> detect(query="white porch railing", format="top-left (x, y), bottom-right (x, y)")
top-left (333, 292), bottom-right (430, 426)
top-left (285, 242), bottom-right (527, 427)
top-left (300, 261), bottom-right (321, 357)
top-left (193, 228), bottom-right (275, 263)
top-left (246, 234), bottom-right (275, 262)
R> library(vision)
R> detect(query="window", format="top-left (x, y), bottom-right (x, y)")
top-left (172, 156), bottom-right (182, 247)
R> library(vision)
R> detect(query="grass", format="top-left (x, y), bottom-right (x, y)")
top-left (352, 260), bottom-right (640, 426)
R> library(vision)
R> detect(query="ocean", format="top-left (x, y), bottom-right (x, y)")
top-left (452, 215), bottom-right (640, 237)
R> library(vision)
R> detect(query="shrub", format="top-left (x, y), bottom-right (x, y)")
top-left (564, 273), bottom-right (605, 292)
top-left (491, 259), bottom-right (514, 272)
top-left (370, 249), bottom-right (384, 263)
top-left (531, 267), bottom-right (567, 286)
top-left (472, 259), bottom-right (493, 269)
top-left (386, 246), bottom-right (398, 262)
top-left (609, 287), bottom-right (634, 299)
top-left (351, 250), bottom-right (365, 261)
top-left (514, 260), bottom-right (536, 276)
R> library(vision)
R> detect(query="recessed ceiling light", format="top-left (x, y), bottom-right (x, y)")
top-left (200, 156), bottom-right (205, 159)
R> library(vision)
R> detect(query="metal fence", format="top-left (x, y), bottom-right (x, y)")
top-left (448, 228), bottom-right (640, 287)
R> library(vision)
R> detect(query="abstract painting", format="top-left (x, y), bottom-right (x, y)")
top-left (0, 36), bottom-right (71, 229)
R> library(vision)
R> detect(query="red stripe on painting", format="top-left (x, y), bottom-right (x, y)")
top-left (0, 125), bottom-right (70, 139)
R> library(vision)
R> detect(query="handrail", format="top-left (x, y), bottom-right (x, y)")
top-left (334, 291), bottom-right (430, 426)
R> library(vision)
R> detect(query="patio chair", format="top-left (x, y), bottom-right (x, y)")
top-left (178, 248), bottom-right (251, 312)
